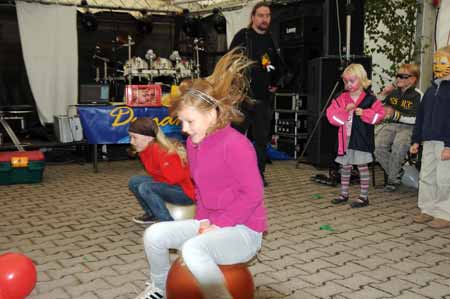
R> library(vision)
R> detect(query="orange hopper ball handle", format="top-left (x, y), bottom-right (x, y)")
top-left (11, 157), bottom-right (29, 168)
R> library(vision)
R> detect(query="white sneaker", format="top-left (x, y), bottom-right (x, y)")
top-left (135, 281), bottom-right (164, 299)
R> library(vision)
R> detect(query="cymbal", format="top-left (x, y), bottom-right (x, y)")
top-left (114, 34), bottom-right (128, 44)
top-left (118, 41), bottom-right (135, 47)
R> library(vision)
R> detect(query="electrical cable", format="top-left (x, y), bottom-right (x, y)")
top-left (434, 7), bottom-right (439, 51)
top-left (447, 29), bottom-right (450, 46)
top-left (336, 0), bottom-right (343, 64)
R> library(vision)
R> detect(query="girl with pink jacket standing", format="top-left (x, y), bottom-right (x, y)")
top-left (326, 64), bottom-right (385, 208)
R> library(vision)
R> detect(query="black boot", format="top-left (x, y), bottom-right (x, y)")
top-left (331, 195), bottom-right (348, 204)
top-left (350, 196), bottom-right (369, 208)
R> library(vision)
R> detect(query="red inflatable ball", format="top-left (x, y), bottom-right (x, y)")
top-left (0, 288), bottom-right (8, 299)
top-left (0, 253), bottom-right (37, 299)
top-left (166, 257), bottom-right (254, 299)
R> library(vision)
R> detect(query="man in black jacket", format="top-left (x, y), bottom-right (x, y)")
top-left (229, 1), bottom-right (281, 186)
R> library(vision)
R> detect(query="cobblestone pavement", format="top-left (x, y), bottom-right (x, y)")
top-left (1, 160), bottom-right (450, 299)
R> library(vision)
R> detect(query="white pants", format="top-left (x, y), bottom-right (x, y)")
top-left (418, 141), bottom-right (450, 221)
top-left (143, 219), bottom-right (262, 299)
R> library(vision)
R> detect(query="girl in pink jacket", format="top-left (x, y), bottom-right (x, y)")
top-left (134, 49), bottom-right (267, 299)
top-left (326, 64), bottom-right (385, 208)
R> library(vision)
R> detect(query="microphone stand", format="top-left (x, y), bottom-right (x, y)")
top-left (345, 0), bottom-right (353, 62)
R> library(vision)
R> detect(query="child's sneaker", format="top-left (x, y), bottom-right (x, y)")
top-left (383, 180), bottom-right (400, 192)
top-left (132, 213), bottom-right (158, 225)
top-left (413, 213), bottom-right (433, 224)
top-left (350, 196), bottom-right (369, 208)
top-left (135, 282), bottom-right (164, 299)
top-left (331, 195), bottom-right (348, 204)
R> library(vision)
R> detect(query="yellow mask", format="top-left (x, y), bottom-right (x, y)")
top-left (433, 51), bottom-right (450, 79)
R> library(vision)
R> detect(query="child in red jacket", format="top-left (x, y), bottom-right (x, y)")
top-left (128, 117), bottom-right (194, 224)
top-left (326, 64), bottom-right (385, 208)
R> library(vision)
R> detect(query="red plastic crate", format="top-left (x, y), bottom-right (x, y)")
top-left (125, 84), bottom-right (162, 107)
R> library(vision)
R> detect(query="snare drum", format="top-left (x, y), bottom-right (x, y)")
top-left (153, 58), bottom-right (172, 70)
top-left (175, 60), bottom-right (193, 79)
top-left (152, 58), bottom-right (176, 77)
top-left (124, 57), bottom-right (148, 76)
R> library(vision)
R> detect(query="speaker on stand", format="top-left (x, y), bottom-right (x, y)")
top-left (295, 0), bottom-right (371, 168)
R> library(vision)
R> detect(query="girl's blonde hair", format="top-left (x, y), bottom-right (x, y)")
top-left (342, 63), bottom-right (371, 90)
top-left (398, 63), bottom-right (420, 84)
top-left (129, 118), bottom-right (187, 165)
top-left (155, 130), bottom-right (187, 166)
top-left (170, 48), bottom-right (253, 133)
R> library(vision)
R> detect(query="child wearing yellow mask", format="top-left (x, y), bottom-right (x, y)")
top-left (411, 45), bottom-right (450, 229)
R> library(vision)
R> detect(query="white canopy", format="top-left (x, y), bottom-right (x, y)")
top-left (20, 0), bottom-right (252, 15)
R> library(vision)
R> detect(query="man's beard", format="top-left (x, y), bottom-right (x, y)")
top-left (256, 23), bottom-right (269, 32)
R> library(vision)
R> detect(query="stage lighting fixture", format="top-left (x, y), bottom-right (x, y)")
top-left (182, 9), bottom-right (199, 37)
top-left (81, 11), bottom-right (98, 32)
top-left (137, 11), bottom-right (153, 34)
top-left (212, 8), bottom-right (226, 34)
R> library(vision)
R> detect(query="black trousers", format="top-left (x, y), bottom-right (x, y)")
top-left (233, 100), bottom-right (272, 178)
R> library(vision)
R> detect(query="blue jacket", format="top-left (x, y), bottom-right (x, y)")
top-left (411, 79), bottom-right (450, 147)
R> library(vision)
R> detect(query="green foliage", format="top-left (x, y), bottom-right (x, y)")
top-left (364, 0), bottom-right (421, 86)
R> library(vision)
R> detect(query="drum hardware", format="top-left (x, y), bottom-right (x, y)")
top-left (169, 50), bottom-right (182, 64)
top-left (0, 106), bottom-right (33, 151)
top-left (120, 35), bottom-right (136, 83)
top-left (145, 49), bottom-right (157, 66)
top-left (90, 35), bottom-right (199, 86)
top-left (92, 54), bottom-right (110, 83)
top-left (145, 49), bottom-right (157, 81)
top-left (193, 38), bottom-right (204, 78)
top-left (124, 35), bottom-right (135, 61)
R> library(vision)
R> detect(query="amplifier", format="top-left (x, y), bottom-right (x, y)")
top-left (274, 93), bottom-right (307, 111)
top-left (279, 16), bottom-right (322, 46)
top-left (275, 115), bottom-right (308, 134)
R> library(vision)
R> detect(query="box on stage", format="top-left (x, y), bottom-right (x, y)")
top-left (54, 115), bottom-right (83, 143)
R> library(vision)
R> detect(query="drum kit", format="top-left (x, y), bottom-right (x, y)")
top-left (93, 35), bottom-right (202, 86)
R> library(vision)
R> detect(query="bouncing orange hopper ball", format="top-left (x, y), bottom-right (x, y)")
top-left (166, 257), bottom-right (254, 299)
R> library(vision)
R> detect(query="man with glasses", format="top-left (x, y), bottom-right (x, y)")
top-left (229, 1), bottom-right (281, 187)
top-left (375, 64), bottom-right (423, 191)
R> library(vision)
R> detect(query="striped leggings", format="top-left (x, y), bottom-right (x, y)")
top-left (340, 164), bottom-right (370, 199)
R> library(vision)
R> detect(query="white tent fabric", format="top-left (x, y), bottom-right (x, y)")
top-left (16, 2), bottom-right (78, 124)
top-left (27, 0), bottom-right (247, 14)
top-left (437, 1), bottom-right (450, 49)
top-left (223, 0), bottom-right (258, 48)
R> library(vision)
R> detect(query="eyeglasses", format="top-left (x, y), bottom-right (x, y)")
top-left (396, 73), bottom-right (413, 79)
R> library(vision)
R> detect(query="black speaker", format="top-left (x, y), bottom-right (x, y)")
top-left (279, 16), bottom-right (322, 47)
top-left (322, 0), bottom-right (365, 56)
top-left (306, 56), bottom-right (372, 167)
top-left (279, 44), bottom-right (322, 92)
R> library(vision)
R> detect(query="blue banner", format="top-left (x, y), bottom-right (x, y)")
top-left (77, 105), bottom-right (182, 144)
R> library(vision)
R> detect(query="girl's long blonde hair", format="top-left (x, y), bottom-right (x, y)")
top-left (129, 118), bottom-right (187, 165)
top-left (155, 130), bottom-right (187, 166)
top-left (170, 48), bottom-right (253, 133)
